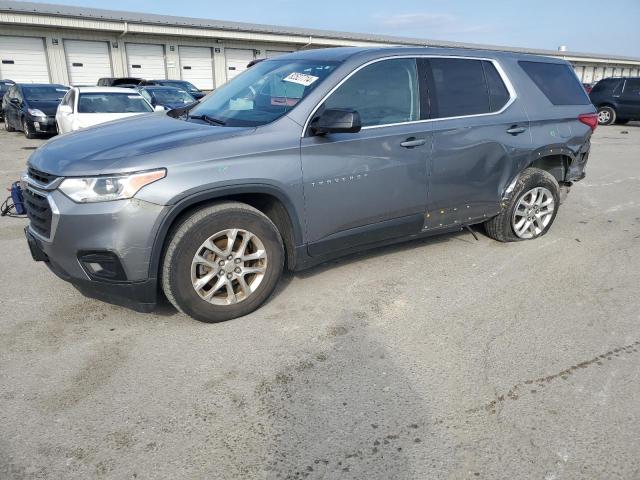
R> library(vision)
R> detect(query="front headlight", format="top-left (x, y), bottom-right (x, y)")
top-left (28, 108), bottom-right (46, 118)
top-left (59, 169), bottom-right (166, 203)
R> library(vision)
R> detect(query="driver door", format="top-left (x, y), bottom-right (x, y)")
top-left (300, 58), bottom-right (431, 256)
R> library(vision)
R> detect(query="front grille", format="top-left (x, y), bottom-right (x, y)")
top-left (23, 188), bottom-right (52, 238)
top-left (27, 167), bottom-right (58, 186)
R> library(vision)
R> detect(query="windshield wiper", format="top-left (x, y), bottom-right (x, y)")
top-left (188, 113), bottom-right (226, 126)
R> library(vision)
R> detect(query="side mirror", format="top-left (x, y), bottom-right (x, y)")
top-left (313, 108), bottom-right (361, 135)
top-left (58, 104), bottom-right (72, 114)
top-left (154, 105), bottom-right (166, 112)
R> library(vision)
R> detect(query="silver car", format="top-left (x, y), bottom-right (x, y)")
top-left (23, 46), bottom-right (597, 322)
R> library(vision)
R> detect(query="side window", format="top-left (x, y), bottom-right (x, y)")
top-left (140, 90), bottom-right (152, 103)
top-left (519, 61), bottom-right (590, 105)
top-left (427, 58), bottom-right (490, 118)
top-left (324, 58), bottom-right (420, 127)
top-left (623, 79), bottom-right (640, 96)
top-left (482, 61), bottom-right (510, 112)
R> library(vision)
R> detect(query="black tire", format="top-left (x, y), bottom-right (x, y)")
top-left (484, 168), bottom-right (560, 242)
top-left (4, 116), bottom-right (15, 132)
top-left (161, 201), bottom-right (284, 323)
top-left (23, 118), bottom-right (36, 139)
top-left (614, 119), bottom-right (629, 125)
top-left (597, 106), bottom-right (616, 126)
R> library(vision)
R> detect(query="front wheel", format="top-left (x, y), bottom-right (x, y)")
top-left (161, 202), bottom-right (284, 323)
top-left (5, 116), bottom-right (15, 132)
top-left (23, 118), bottom-right (36, 139)
top-left (597, 106), bottom-right (616, 126)
top-left (484, 168), bottom-right (560, 242)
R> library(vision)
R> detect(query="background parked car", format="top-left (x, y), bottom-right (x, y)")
top-left (96, 77), bottom-right (144, 87)
top-left (140, 79), bottom-right (206, 99)
top-left (3, 83), bottom-right (68, 138)
top-left (137, 85), bottom-right (196, 110)
top-left (589, 77), bottom-right (640, 125)
top-left (0, 79), bottom-right (15, 120)
top-left (56, 86), bottom-right (160, 134)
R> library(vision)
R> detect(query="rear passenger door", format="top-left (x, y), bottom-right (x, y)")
top-left (617, 79), bottom-right (640, 118)
top-left (422, 58), bottom-right (531, 230)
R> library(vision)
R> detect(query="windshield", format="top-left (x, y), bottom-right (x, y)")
top-left (188, 59), bottom-right (339, 127)
top-left (77, 93), bottom-right (153, 113)
top-left (23, 86), bottom-right (68, 102)
top-left (151, 88), bottom-right (195, 105)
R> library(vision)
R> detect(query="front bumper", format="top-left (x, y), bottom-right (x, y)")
top-left (28, 116), bottom-right (57, 134)
top-left (23, 185), bottom-right (168, 312)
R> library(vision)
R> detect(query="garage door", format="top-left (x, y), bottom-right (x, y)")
top-left (0, 36), bottom-right (49, 83)
top-left (225, 48), bottom-right (254, 81)
top-left (179, 46), bottom-right (214, 90)
top-left (266, 50), bottom-right (292, 58)
top-left (126, 43), bottom-right (166, 79)
top-left (64, 40), bottom-right (112, 86)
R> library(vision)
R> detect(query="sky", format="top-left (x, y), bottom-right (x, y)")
top-left (27, 0), bottom-right (640, 57)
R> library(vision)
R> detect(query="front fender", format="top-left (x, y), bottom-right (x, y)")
top-left (146, 183), bottom-right (304, 281)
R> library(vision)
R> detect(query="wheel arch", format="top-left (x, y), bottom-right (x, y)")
top-left (149, 184), bottom-right (303, 282)
top-left (503, 151), bottom-right (573, 200)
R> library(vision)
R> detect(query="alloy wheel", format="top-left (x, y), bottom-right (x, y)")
top-left (190, 228), bottom-right (268, 305)
top-left (512, 187), bottom-right (555, 239)
top-left (597, 109), bottom-right (611, 124)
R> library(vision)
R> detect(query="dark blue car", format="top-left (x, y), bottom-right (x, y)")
top-left (2, 83), bottom-right (69, 138)
top-left (140, 79), bottom-right (206, 100)
top-left (137, 86), bottom-right (197, 110)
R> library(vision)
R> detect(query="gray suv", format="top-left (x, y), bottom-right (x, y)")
top-left (22, 47), bottom-right (597, 323)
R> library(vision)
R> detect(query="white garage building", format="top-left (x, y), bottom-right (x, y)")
top-left (1, 0), bottom-right (639, 90)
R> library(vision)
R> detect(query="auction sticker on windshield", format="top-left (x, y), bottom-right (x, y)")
top-left (283, 72), bottom-right (319, 86)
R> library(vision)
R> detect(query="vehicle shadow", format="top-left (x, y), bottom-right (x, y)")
top-left (256, 313), bottom-right (434, 478)
top-left (269, 225), bottom-right (482, 303)
top-left (154, 225), bottom-right (484, 314)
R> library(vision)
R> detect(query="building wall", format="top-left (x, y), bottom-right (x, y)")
top-left (1, 19), bottom-right (639, 88)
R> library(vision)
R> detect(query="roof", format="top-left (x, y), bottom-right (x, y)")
top-left (75, 86), bottom-right (142, 93)
top-left (1, 0), bottom-right (639, 64)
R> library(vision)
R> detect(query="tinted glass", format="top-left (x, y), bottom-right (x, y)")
top-left (161, 80), bottom-right (199, 92)
top-left (429, 58), bottom-right (490, 118)
top-left (190, 59), bottom-right (338, 127)
top-left (483, 61), bottom-right (510, 112)
top-left (519, 61), bottom-right (590, 105)
top-left (590, 79), bottom-right (621, 94)
top-left (324, 58), bottom-right (420, 127)
top-left (623, 79), bottom-right (640, 96)
top-left (150, 88), bottom-right (195, 104)
top-left (77, 93), bottom-right (153, 113)
top-left (23, 86), bottom-right (68, 102)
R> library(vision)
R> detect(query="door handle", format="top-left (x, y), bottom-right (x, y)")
top-left (506, 126), bottom-right (527, 135)
top-left (400, 137), bottom-right (426, 148)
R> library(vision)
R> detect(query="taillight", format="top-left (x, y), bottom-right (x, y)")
top-left (578, 113), bottom-right (598, 131)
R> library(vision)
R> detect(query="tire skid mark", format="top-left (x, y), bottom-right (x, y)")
top-left (464, 340), bottom-right (640, 415)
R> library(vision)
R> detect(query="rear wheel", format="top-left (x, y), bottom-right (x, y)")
top-left (484, 168), bottom-right (560, 242)
top-left (162, 202), bottom-right (284, 323)
top-left (597, 106), bottom-right (616, 126)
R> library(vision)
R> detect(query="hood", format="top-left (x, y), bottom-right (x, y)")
top-left (28, 113), bottom-right (254, 176)
top-left (28, 100), bottom-right (61, 116)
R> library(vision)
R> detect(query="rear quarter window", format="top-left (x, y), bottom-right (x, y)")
top-left (519, 60), bottom-right (590, 105)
